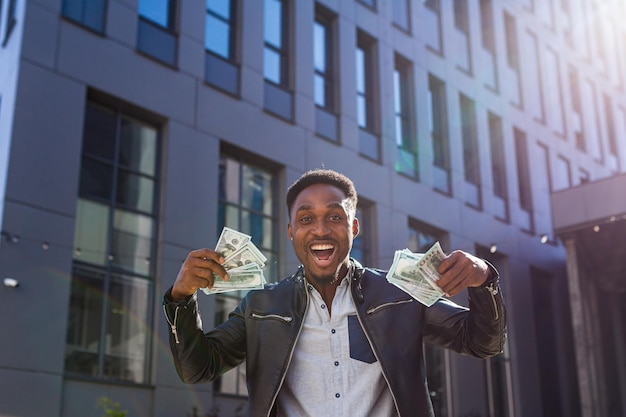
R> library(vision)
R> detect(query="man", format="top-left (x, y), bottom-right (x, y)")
top-left (164, 169), bottom-right (506, 417)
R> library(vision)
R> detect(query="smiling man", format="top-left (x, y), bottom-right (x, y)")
top-left (164, 169), bottom-right (507, 417)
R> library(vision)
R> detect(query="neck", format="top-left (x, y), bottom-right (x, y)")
top-left (305, 262), bottom-right (352, 315)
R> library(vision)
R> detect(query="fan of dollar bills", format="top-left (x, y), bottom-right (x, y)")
top-left (200, 227), bottom-right (268, 295)
top-left (386, 241), bottom-right (446, 307)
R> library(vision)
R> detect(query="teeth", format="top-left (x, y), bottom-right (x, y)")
top-left (311, 244), bottom-right (334, 250)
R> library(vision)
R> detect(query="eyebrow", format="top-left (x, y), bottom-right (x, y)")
top-left (294, 202), bottom-right (345, 214)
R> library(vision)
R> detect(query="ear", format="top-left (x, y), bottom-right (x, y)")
top-left (352, 217), bottom-right (360, 238)
top-left (287, 223), bottom-right (293, 240)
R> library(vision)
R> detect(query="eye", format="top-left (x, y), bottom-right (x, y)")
top-left (330, 214), bottom-right (342, 221)
top-left (299, 215), bottom-right (312, 224)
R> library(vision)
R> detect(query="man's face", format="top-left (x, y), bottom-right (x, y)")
top-left (288, 183), bottom-right (359, 284)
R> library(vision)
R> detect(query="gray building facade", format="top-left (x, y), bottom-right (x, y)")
top-left (1, 0), bottom-right (625, 416)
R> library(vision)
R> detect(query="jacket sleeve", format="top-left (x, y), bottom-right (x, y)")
top-left (422, 264), bottom-right (506, 358)
top-left (163, 287), bottom-right (247, 384)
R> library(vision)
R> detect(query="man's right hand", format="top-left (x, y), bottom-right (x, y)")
top-left (170, 248), bottom-right (229, 301)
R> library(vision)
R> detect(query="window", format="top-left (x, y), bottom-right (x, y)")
top-left (504, 13), bottom-right (519, 71)
top-left (488, 112), bottom-right (509, 220)
top-left (263, 0), bottom-right (293, 120)
top-left (215, 150), bottom-right (279, 396)
top-left (352, 202), bottom-right (373, 266)
top-left (538, 142), bottom-right (553, 193)
top-left (65, 100), bottom-right (161, 384)
top-left (479, 0), bottom-right (498, 89)
top-left (479, 0), bottom-right (495, 53)
top-left (62, 0), bottom-right (107, 33)
top-left (453, 0), bottom-right (471, 73)
top-left (524, 30), bottom-right (545, 122)
top-left (2, 0), bottom-right (17, 46)
top-left (394, 54), bottom-right (417, 178)
top-left (314, 5), bottom-right (339, 141)
top-left (514, 127), bottom-right (533, 230)
top-left (205, 0), bottom-right (240, 95)
top-left (544, 48), bottom-right (565, 136)
top-left (581, 80), bottom-right (603, 161)
top-left (356, 30), bottom-right (380, 161)
top-left (459, 94), bottom-right (481, 208)
top-left (264, 0), bottom-right (288, 87)
top-left (408, 219), bottom-right (449, 417)
top-left (423, 0), bottom-right (443, 54)
top-left (392, 0), bottom-right (410, 32)
top-left (356, 32), bottom-right (376, 131)
top-left (314, 10), bottom-right (335, 110)
top-left (568, 66), bottom-right (585, 150)
top-left (428, 74), bottom-right (450, 194)
top-left (553, 155), bottom-right (571, 191)
top-left (137, 0), bottom-right (178, 66)
top-left (504, 12), bottom-right (522, 107)
top-left (603, 94), bottom-right (618, 157)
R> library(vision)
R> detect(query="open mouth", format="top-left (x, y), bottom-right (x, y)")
top-left (310, 243), bottom-right (335, 262)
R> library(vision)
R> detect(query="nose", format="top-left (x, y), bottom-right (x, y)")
top-left (311, 219), bottom-right (331, 236)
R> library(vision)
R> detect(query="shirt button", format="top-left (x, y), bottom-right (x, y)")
top-left (334, 361), bottom-right (339, 366)
top-left (335, 393), bottom-right (341, 398)
top-left (331, 329), bottom-right (336, 334)
top-left (321, 304), bottom-right (326, 309)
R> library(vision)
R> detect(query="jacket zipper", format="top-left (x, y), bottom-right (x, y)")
top-left (366, 299), bottom-right (413, 315)
top-left (163, 305), bottom-right (180, 344)
top-left (265, 285), bottom-right (309, 417)
top-left (485, 282), bottom-right (499, 321)
top-left (351, 290), bottom-right (403, 417)
top-left (251, 313), bottom-right (293, 322)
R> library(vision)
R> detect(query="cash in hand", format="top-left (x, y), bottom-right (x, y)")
top-left (200, 227), bottom-right (268, 295)
top-left (386, 241), bottom-right (446, 307)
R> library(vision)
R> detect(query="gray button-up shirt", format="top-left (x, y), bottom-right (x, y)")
top-left (276, 271), bottom-right (397, 417)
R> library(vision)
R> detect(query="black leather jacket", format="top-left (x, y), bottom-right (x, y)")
top-left (164, 261), bottom-right (506, 417)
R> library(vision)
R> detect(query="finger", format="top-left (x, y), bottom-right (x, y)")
top-left (191, 257), bottom-right (230, 282)
top-left (435, 254), bottom-right (465, 288)
top-left (189, 248), bottom-right (225, 264)
top-left (440, 276), bottom-right (471, 297)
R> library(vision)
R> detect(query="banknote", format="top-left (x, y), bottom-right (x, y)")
top-left (215, 227), bottom-right (251, 258)
top-left (222, 244), bottom-right (267, 270)
top-left (199, 227), bottom-right (267, 295)
top-left (386, 245), bottom-right (445, 307)
top-left (417, 241), bottom-right (446, 286)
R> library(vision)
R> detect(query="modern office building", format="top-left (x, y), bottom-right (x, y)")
top-left (1, 0), bottom-right (625, 416)
top-left (551, 173), bottom-right (626, 417)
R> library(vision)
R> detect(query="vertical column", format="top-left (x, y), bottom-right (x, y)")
top-left (563, 238), bottom-right (594, 417)
top-left (610, 295), bottom-right (626, 417)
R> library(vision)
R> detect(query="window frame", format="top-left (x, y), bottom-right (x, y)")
top-left (213, 147), bottom-right (280, 397)
top-left (263, 0), bottom-right (291, 89)
top-left (61, 0), bottom-right (108, 34)
top-left (459, 94), bottom-right (482, 209)
top-left (313, 5), bottom-right (337, 112)
top-left (394, 53), bottom-right (418, 179)
top-left (514, 127), bottom-right (533, 215)
top-left (136, 0), bottom-right (179, 67)
top-left (65, 97), bottom-right (162, 385)
top-left (205, 0), bottom-right (238, 62)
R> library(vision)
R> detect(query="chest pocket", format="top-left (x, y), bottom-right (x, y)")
top-left (348, 315), bottom-right (377, 364)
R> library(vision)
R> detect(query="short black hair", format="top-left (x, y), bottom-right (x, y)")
top-left (286, 169), bottom-right (358, 219)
